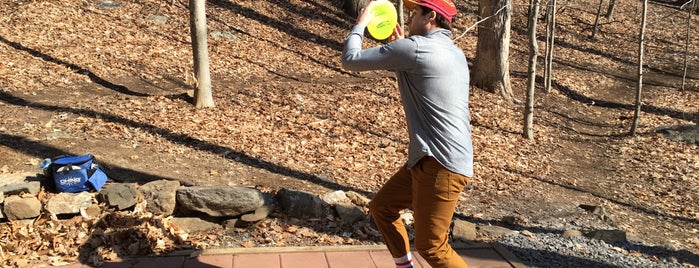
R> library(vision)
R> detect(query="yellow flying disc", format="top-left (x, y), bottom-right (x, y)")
top-left (366, 1), bottom-right (397, 40)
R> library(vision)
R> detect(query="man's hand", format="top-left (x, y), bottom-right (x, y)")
top-left (356, 0), bottom-right (378, 27)
top-left (389, 23), bottom-right (405, 41)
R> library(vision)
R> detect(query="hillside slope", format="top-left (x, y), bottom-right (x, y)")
top-left (0, 0), bottom-right (697, 266)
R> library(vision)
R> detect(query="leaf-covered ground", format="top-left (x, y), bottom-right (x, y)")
top-left (0, 0), bottom-right (697, 266)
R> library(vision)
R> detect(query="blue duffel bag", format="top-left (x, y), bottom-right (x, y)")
top-left (40, 154), bottom-right (108, 193)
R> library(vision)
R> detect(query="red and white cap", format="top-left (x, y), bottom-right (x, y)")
top-left (403, 0), bottom-right (458, 22)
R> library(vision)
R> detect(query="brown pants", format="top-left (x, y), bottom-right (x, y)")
top-left (369, 157), bottom-right (470, 268)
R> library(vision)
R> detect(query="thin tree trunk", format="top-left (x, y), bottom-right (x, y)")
top-left (606, 0), bottom-right (617, 20)
top-left (544, 0), bottom-right (551, 91)
top-left (681, 0), bottom-right (696, 90)
top-left (631, 0), bottom-right (648, 135)
top-left (399, 0), bottom-right (404, 31)
top-left (190, 0), bottom-right (214, 108)
top-left (591, 0), bottom-right (604, 39)
top-left (544, 0), bottom-right (557, 93)
top-left (524, 0), bottom-right (539, 139)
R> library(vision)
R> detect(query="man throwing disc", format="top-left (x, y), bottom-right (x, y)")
top-left (342, 0), bottom-right (473, 267)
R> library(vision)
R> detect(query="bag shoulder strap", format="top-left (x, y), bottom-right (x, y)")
top-left (53, 154), bottom-right (94, 165)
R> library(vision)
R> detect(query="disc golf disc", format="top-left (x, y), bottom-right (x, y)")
top-left (366, 1), bottom-right (397, 40)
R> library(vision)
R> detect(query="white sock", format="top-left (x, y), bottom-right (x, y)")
top-left (394, 252), bottom-right (414, 268)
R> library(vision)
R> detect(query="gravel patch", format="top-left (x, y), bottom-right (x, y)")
top-left (498, 231), bottom-right (697, 268)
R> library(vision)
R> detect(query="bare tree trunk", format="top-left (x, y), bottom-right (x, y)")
top-left (591, 0), bottom-right (604, 39)
top-left (398, 0), bottom-right (404, 31)
top-left (473, 0), bottom-right (513, 101)
top-left (606, 0), bottom-right (617, 20)
top-left (524, 0), bottom-right (540, 139)
top-left (631, 0), bottom-right (648, 135)
top-left (544, 0), bottom-right (557, 93)
top-left (343, 0), bottom-right (371, 18)
top-left (681, 0), bottom-right (696, 91)
top-left (190, 0), bottom-right (214, 108)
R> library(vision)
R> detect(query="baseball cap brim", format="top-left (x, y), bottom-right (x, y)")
top-left (403, 0), bottom-right (419, 11)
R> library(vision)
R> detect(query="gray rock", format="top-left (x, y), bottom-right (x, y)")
top-left (147, 14), bottom-right (168, 25)
top-left (240, 193), bottom-right (274, 223)
top-left (240, 206), bottom-right (271, 223)
top-left (502, 215), bottom-right (517, 225)
top-left (345, 191), bottom-right (371, 206)
top-left (322, 191), bottom-right (365, 225)
top-left (45, 131), bottom-right (70, 140)
top-left (0, 181), bottom-right (41, 196)
top-left (562, 229), bottom-right (583, 238)
top-left (176, 186), bottom-right (264, 217)
top-left (322, 190), bottom-right (350, 205)
top-left (96, 0), bottom-right (122, 9)
top-left (46, 192), bottom-right (94, 216)
top-left (276, 188), bottom-right (330, 219)
top-left (4, 195), bottom-right (42, 220)
top-left (519, 230), bottom-right (536, 239)
top-left (579, 204), bottom-right (612, 221)
top-left (169, 217), bottom-right (222, 233)
top-left (334, 203), bottom-right (365, 225)
top-left (656, 124), bottom-right (699, 145)
top-left (138, 180), bottom-right (180, 216)
top-left (210, 30), bottom-right (238, 40)
top-left (99, 183), bottom-right (140, 210)
top-left (0, 172), bottom-right (38, 187)
top-left (585, 229), bottom-right (627, 243)
top-left (81, 204), bottom-right (102, 219)
top-left (452, 219), bottom-right (477, 241)
top-left (477, 225), bottom-right (517, 238)
top-left (222, 218), bottom-right (240, 229)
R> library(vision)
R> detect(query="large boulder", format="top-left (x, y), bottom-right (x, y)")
top-left (99, 183), bottom-right (140, 210)
top-left (176, 186), bottom-right (265, 217)
top-left (3, 195), bottom-right (41, 220)
top-left (138, 180), bottom-right (180, 216)
top-left (276, 188), bottom-right (330, 219)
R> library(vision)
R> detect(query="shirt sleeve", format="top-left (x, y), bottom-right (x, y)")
top-left (342, 25), bottom-right (416, 72)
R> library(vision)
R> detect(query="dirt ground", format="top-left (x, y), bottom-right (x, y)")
top-left (0, 0), bottom-right (698, 265)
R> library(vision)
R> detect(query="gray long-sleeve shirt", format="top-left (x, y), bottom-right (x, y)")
top-left (342, 24), bottom-right (473, 177)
